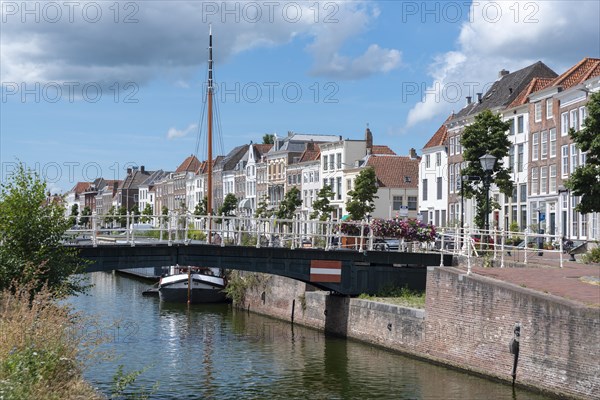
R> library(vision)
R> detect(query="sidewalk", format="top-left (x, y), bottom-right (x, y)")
top-left (460, 253), bottom-right (600, 306)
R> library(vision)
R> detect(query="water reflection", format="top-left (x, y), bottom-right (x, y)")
top-left (67, 273), bottom-right (549, 399)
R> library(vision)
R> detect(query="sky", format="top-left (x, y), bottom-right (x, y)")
top-left (1, 0), bottom-right (599, 193)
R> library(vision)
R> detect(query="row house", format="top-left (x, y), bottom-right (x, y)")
top-left (297, 142), bottom-right (321, 228)
top-left (241, 143), bottom-right (272, 216)
top-left (527, 57), bottom-right (600, 240)
top-left (138, 170), bottom-right (169, 216)
top-left (64, 181), bottom-right (90, 218)
top-left (119, 165), bottom-right (154, 211)
top-left (214, 146), bottom-right (247, 211)
top-left (94, 179), bottom-right (121, 216)
top-left (174, 155), bottom-right (201, 211)
top-left (445, 61), bottom-right (558, 231)
top-left (419, 115), bottom-right (451, 227)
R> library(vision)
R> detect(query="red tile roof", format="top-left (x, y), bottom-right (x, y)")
top-left (551, 57), bottom-right (600, 90)
top-left (298, 142), bottom-right (320, 163)
top-left (71, 182), bottom-right (90, 194)
top-left (366, 156), bottom-right (419, 188)
top-left (254, 144), bottom-right (273, 155)
top-left (424, 114), bottom-right (453, 149)
top-left (372, 145), bottom-right (396, 155)
top-left (176, 155), bottom-right (201, 173)
top-left (508, 77), bottom-right (554, 108)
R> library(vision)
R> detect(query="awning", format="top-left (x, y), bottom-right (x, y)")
top-left (239, 198), bottom-right (253, 209)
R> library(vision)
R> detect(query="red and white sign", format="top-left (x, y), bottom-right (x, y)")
top-left (310, 260), bottom-right (342, 283)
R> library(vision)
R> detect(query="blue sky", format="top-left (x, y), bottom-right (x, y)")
top-left (1, 0), bottom-right (599, 193)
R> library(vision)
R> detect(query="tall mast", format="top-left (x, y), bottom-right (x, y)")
top-left (207, 24), bottom-right (213, 234)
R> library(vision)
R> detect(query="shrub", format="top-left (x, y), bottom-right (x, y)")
top-left (582, 246), bottom-right (600, 264)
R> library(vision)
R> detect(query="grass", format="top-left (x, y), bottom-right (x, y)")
top-left (0, 283), bottom-right (104, 400)
top-left (358, 285), bottom-right (426, 309)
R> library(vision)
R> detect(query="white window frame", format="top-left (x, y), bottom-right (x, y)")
top-left (531, 167), bottom-right (538, 195)
top-left (534, 102), bottom-right (542, 122)
top-left (540, 166), bottom-right (547, 195)
top-left (570, 109), bottom-right (579, 131)
top-left (426, 154), bottom-right (431, 168)
top-left (562, 145), bottom-right (569, 177)
top-left (549, 164), bottom-right (557, 193)
top-left (449, 137), bottom-right (455, 156)
top-left (517, 115), bottom-right (524, 134)
top-left (571, 143), bottom-right (578, 173)
top-left (546, 99), bottom-right (553, 119)
top-left (532, 132), bottom-right (539, 161)
top-left (541, 131), bottom-right (548, 160)
top-left (579, 106), bottom-right (587, 130)
top-left (549, 128), bottom-right (556, 158)
top-left (561, 112), bottom-right (569, 136)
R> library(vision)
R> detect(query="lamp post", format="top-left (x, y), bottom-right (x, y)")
top-left (479, 153), bottom-right (497, 245)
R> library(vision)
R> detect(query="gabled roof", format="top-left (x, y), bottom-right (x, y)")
top-left (372, 145), bottom-right (396, 155)
top-left (71, 182), bottom-right (90, 194)
top-left (219, 145), bottom-right (249, 171)
top-left (253, 144), bottom-right (272, 155)
top-left (507, 77), bottom-right (554, 108)
top-left (550, 57), bottom-right (600, 90)
top-left (298, 141), bottom-right (320, 163)
top-left (121, 168), bottom-right (154, 190)
top-left (175, 155), bottom-right (201, 173)
top-left (453, 61), bottom-right (557, 119)
top-left (423, 114), bottom-right (453, 149)
top-left (366, 156), bottom-right (419, 188)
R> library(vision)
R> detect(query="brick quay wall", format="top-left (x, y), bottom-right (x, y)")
top-left (238, 268), bottom-right (599, 399)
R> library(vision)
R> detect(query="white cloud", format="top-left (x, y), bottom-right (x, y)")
top-left (167, 123), bottom-right (197, 140)
top-left (0, 1), bottom-right (400, 85)
top-left (405, 0), bottom-right (600, 129)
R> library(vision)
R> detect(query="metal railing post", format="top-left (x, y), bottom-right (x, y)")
top-left (359, 220), bottom-right (365, 252)
top-left (126, 211), bottom-right (131, 244)
top-left (291, 215), bottom-right (297, 250)
top-left (559, 236), bottom-right (564, 268)
top-left (167, 211), bottom-right (172, 246)
top-left (523, 230), bottom-right (528, 265)
top-left (221, 218), bottom-right (226, 247)
top-left (368, 221), bottom-right (374, 251)
top-left (92, 212), bottom-right (98, 247)
top-left (500, 228), bottom-right (505, 268)
top-left (256, 217), bottom-right (261, 248)
top-left (237, 216), bottom-right (243, 246)
top-left (467, 226), bottom-right (472, 275)
top-left (439, 228), bottom-right (445, 267)
top-left (131, 212), bottom-right (135, 247)
top-left (185, 212), bottom-right (190, 245)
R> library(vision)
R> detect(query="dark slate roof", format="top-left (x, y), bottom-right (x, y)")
top-left (219, 145), bottom-right (249, 171)
top-left (121, 168), bottom-right (154, 190)
top-left (452, 61), bottom-right (557, 120)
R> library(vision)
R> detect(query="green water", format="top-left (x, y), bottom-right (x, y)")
top-left (67, 272), bottom-right (549, 399)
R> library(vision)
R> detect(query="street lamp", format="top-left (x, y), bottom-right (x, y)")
top-left (479, 153), bottom-right (497, 243)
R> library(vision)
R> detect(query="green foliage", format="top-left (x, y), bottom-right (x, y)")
top-left (358, 285), bottom-right (425, 309)
top-left (240, 232), bottom-right (257, 246)
top-left (262, 133), bottom-right (274, 144)
top-left (566, 91), bottom-right (600, 213)
top-left (140, 204), bottom-right (153, 223)
top-left (194, 196), bottom-right (208, 216)
top-left (130, 204), bottom-right (141, 224)
top-left (275, 187), bottom-right (302, 220)
top-left (186, 229), bottom-right (206, 241)
top-left (216, 193), bottom-right (238, 224)
top-left (346, 167), bottom-right (378, 221)
top-left (80, 206), bottom-right (92, 228)
top-left (310, 185), bottom-right (334, 221)
top-left (582, 245), bottom-right (600, 264)
top-left (0, 164), bottom-right (87, 296)
top-left (111, 364), bottom-right (158, 400)
top-left (254, 195), bottom-right (272, 219)
top-left (460, 110), bottom-right (513, 229)
top-left (68, 204), bottom-right (79, 226)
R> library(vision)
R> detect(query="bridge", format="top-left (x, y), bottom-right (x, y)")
top-left (73, 242), bottom-right (452, 295)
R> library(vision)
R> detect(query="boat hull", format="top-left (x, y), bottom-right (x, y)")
top-left (158, 273), bottom-right (227, 304)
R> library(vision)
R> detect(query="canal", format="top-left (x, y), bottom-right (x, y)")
top-left (67, 272), bottom-right (549, 399)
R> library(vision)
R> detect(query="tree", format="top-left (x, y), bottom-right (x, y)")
top-left (131, 204), bottom-right (141, 224)
top-left (80, 206), bottom-right (92, 228)
top-left (68, 203), bottom-right (79, 226)
top-left (0, 164), bottom-right (87, 295)
top-left (310, 185), bottom-right (335, 221)
top-left (460, 109), bottom-right (513, 229)
top-left (275, 187), bottom-right (302, 220)
top-left (262, 133), bottom-right (274, 144)
top-left (346, 167), bottom-right (378, 220)
top-left (194, 196), bottom-right (208, 216)
top-left (117, 206), bottom-right (128, 227)
top-left (105, 205), bottom-right (117, 227)
top-left (217, 193), bottom-right (238, 221)
top-left (254, 195), bottom-right (272, 219)
top-left (566, 91), bottom-right (600, 213)
top-left (140, 203), bottom-right (153, 223)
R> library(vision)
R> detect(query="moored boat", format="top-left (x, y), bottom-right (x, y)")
top-left (158, 266), bottom-right (227, 303)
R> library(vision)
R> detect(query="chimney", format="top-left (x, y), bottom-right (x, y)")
top-left (126, 167), bottom-right (132, 175)
top-left (140, 165), bottom-right (145, 173)
top-left (409, 148), bottom-right (417, 159)
top-left (477, 93), bottom-right (483, 103)
top-left (466, 96), bottom-right (472, 105)
top-left (365, 126), bottom-right (373, 155)
top-left (499, 69), bottom-right (510, 78)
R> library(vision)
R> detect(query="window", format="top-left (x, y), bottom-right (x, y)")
top-left (531, 167), bottom-right (538, 195)
top-left (541, 131), bottom-right (548, 159)
top-left (571, 143), bottom-right (578, 173)
top-left (449, 137), bottom-right (455, 156)
top-left (456, 135), bottom-right (461, 154)
top-left (336, 177), bottom-right (342, 200)
top-left (507, 118), bottom-right (515, 135)
top-left (570, 109), bottom-right (579, 131)
top-left (425, 154), bottom-right (431, 168)
top-left (534, 102), bottom-right (542, 122)
top-left (562, 145), bottom-right (569, 176)
top-left (422, 179), bottom-right (428, 201)
top-left (579, 106), bottom-right (587, 130)
top-left (436, 152), bottom-right (441, 166)
top-left (520, 205), bottom-right (527, 231)
top-left (520, 183), bottom-right (527, 202)
top-left (549, 165), bottom-right (556, 193)
top-left (532, 132), bottom-right (539, 161)
top-left (517, 144), bottom-right (524, 172)
top-left (508, 146), bottom-right (515, 172)
top-left (512, 186), bottom-right (517, 202)
top-left (323, 155), bottom-right (328, 171)
top-left (336, 153), bottom-right (342, 169)
top-left (540, 166), bottom-right (547, 194)
top-left (449, 164), bottom-right (455, 194)
top-left (408, 196), bottom-right (417, 210)
top-left (517, 115), bottom-right (524, 133)
top-left (561, 112), bottom-right (569, 136)
top-left (437, 177), bottom-right (442, 200)
top-left (581, 151), bottom-right (587, 166)
top-left (393, 196), bottom-right (403, 210)
top-left (546, 98), bottom-right (553, 119)
top-left (549, 128), bottom-right (556, 158)
top-left (347, 179), bottom-right (352, 191)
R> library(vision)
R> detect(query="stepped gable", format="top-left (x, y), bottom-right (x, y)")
top-left (366, 155), bottom-right (419, 188)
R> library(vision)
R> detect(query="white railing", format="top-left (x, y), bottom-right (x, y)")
top-left (64, 213), bottom-right (594, 270)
